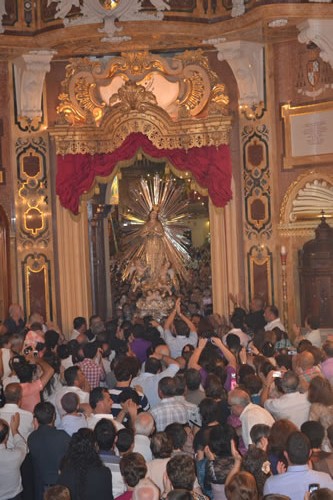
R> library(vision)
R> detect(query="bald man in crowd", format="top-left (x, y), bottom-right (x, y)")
top-left (228, 388), bottom-right (274, 448)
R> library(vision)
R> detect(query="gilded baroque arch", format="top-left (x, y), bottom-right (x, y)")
top-left (50, 50), bottom-right (235, 330)
top-left (279, 170), bottom-right (333, 237)
top-left (50, 50), bottom-right (232, 155)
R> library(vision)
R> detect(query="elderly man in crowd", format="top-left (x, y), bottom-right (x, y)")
top-left (228, 388), bottom-right (274, 449)
top-left (150, 377), bottom-right (188, 432)
top-left (261, 370), bottom-right (310, 428)
top-left (133, 412), bottom-right (155, 461)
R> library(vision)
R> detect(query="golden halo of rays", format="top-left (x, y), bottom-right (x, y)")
top-left (120, 174), bottom-right (190, 284)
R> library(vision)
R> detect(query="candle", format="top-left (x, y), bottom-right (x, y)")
top-left (281, 245), bottom-right (287, 256)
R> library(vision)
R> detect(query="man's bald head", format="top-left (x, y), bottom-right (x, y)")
top-left (133, 478), bottom-right (159, 500)
top-left (228, 388), bottom-right (251, 416)
top-left (4, 383), bottom-right (22, 405)
top-left (228, 388), bottom-right (251, 407)
top-left (134, 412), bottom-right (155, 436)
top-left (297, 351), bottom-right (315, 370)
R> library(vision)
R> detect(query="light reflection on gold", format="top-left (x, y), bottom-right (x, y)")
top-left (102, 0), bottom-right (119, 10)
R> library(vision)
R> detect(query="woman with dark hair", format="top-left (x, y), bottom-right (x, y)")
top-left (308, 376), bottom-right (333, 451)
top-left (267, 420), bottom-right (298, 475)
top-left (181, 344), bottom-right (195, 367)
top-left (57, 428), bottom-right (113, 500)
top-left (225, 471), bottom-right (258, 500)
top-left (242, 446), bottom-right (271, 497)
top-left (11, 352), bottom-right (54, 412)
top-left (204, 373), bottom-right (229, 425)
top-left (42, 350), bottom-right (62, 405)
top-left (194, 398), bottom-right (221, 453)
top-left (204, 424), bottom-right (237, 499)
top-left (166, 490), bottom-right (193, 500)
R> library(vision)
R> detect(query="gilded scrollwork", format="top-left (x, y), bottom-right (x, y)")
top-left (74, 77), bottom-right (105, 121)
top-left (174, 49), bottom-right (218, 84)
top-left (51, 92), bottom-right (231, 155)
top-left (51, 52), bottom-right (232, 154)
top-left (56, 50), bottom-right (230, 126)
top-left (208, 84), bottom-right (229, 115)
top-left (95, 51), bottom-right (174, 79)
top-left (57, 93), bottom-right (86, 125)
top-left (109, 82), bottom-right (157, 111)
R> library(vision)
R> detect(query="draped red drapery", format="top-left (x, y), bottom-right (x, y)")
top-left (56, 132), bottom-right (232, 214)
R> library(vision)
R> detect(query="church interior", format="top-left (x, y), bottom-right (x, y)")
top-left (0, 0), bottom-right (333, 337)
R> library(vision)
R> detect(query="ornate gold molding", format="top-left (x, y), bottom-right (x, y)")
top-left (51, 50), bottom-right (231, 154)
top-left (57, 50), bottom-right (230, 124)
top-left (50, 81), bottom-right (231, 154)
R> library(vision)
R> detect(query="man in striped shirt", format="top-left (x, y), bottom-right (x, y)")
top-left (109, 358), bottom-right (149, 419)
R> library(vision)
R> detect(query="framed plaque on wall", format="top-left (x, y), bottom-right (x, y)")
top-left (281, 101), bottom-right (333, 169)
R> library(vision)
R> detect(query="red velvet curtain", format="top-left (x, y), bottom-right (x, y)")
top-left (56, 132), bottom-right (232, 214)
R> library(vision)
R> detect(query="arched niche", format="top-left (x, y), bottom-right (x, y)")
top-left (278, 170), bottom-right (333, 328)
top-left (280, 170), bottom-right (333, 236)
top-left (49, 50), bottom-right (239, 332)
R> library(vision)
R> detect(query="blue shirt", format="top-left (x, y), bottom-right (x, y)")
top-left (263, 464), bottom-right (333, 500)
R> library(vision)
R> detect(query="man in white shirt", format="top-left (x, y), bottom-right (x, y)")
top-left (131, 345), bottom-right (179, 408)
top-left (0, 383), bottom-right (33, 447)
top-left (133, 412), bottom-right (154, 461)
top-left (162, 298), bottom-right (198, 358)
top-left (228, 388), bottom-right (274, 449)
top-left (54, 366), bottom-right (90, 424)
top-left (70, 316), bottom-right (87, 341)
top-left (264, 305), bottom-right (285, 332)
top-left (293, 316), bottom-right (322, 349)
top-left (87, 386), bottom-right (124, 431)
top-left (0, 413), bottom-right (27, 500)
top-left (261, 370), bottom-right (310, 429)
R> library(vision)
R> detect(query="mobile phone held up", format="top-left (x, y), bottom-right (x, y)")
top-left (230, 372), bottom-right (237, 390)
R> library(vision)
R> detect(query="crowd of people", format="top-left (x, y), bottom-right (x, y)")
top-left (0, 286), bottom-right (333, 500)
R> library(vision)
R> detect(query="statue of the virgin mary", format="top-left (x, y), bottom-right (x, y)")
top-left (120, 174), bottom-right (190, 295)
